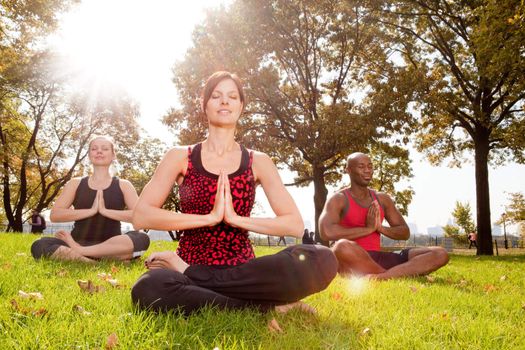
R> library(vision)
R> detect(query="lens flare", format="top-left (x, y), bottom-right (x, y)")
top-left (346, 276), bottom-right (369, 296)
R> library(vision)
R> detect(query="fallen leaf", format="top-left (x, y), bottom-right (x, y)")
top-left (331, 292), bottom-right (342, 300)
top-left (10, 299), bottom-right (20, 311)
top-left (426, 276), bottom-right (435, 283)
top-left (484, 284), bottom-right (496, 293)
top-left (459, 279), bottom-right (468, 287)
top-left (441, 311), bottom-right (449, 320)
top-left (56, 269), bottom-right (68, 277)
top-left (77, 280), bottom-right (105, 294)
top-left (500, 275), bottom-right (507, 281)
top-left (15, 252), bottom-right (27, 256)
top-left (73, 305), bottom-right (92, 315)
top-left (32, 308), bottom-right (48, 317)
top-left (268, 318), bottom-right (283, 333)
top-left (359, 327), bottom-right (371, 337)
top-left (105, 333), bottom-right (118, 350)
top-left (18, 290), bottom-right (44, 300)
top-left (111, 265), bottom-right (119, 274)
top-left (409, 286), bottom-right (418, 293)
top-left (2, 263), bottom-right (12, 270)
top-left (97, 273), bottom-right (113, 281)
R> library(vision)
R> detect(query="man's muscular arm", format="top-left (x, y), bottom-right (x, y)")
top-left (377, 193), bottom-right (410, 240)
top-left (319, 192), bottom-right (376, 241)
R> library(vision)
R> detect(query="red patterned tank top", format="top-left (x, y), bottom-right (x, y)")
top-left (177, 143), bottom-right (256, 266)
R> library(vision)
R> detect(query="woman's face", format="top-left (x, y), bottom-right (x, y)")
top-left (88, 138), bottom-right (115, 166)
top-left (205, 78), bottom-right (243, 126)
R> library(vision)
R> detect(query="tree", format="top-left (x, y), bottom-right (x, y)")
top-left (165, 0), bottom-right (415, 243)
top-left (376, 0), bottom-right (525, 254)
top-left (442, 223), bottom-right (467, 245)
top-left (499, 192), bottom-right (525, 240)
top-left (1, 51), bottom-right (142, 232)
top-left (452, 201), bottom-right (476, 236)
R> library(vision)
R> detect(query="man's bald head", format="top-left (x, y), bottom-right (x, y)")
top-left (346, 152), bottom-right (373, 186)
top-left (346, 152), bottom-right (370, 169)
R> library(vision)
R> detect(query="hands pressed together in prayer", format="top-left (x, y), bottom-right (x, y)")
top-left (366, 200), bottom-right (383, 234)
top-left (208, 170), bottom-right (239, 227)
top-left (89, 190), bottom-right (111, 218)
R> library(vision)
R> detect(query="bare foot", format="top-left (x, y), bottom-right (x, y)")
top-left (51, 246), bottom-right (96, 263)
top-left (55, 230), bottom-right (82, 250)
top-left (145, 251), bottom-right (189, 273)
top-left (275, 301), bottom-right (316, 315)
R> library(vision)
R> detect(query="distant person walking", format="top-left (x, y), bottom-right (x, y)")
top-left (29, 210), bottom-right (46, 234)
top-left (468, 232), bottom-right (477, 249)
top-left (277, 236), bottom-right (287, 246)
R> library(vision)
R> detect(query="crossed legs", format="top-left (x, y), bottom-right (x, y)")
top-left (332, 239), bottom-right (449, 280)
top-left (30, 231), bottom-right (149, 262)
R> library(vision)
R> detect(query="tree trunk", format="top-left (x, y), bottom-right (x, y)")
top-left (474, 129), bottom-right (493, 255)
top-left (312, 166), bottom-right (329, 246)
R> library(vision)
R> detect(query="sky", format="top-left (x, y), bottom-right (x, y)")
top-left (47, 0), bottom-right (525, 235)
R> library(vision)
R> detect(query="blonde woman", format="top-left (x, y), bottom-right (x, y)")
top-left (31, 136), bottom-right (149, 262)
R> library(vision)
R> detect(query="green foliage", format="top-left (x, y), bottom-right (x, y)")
top-left (442, 224), bottom-right (469, 245)
top-left (1, 234), bottom-right (525, 349)
top-left (452, 201), bottom-right (477, 235)
top-left (168, 0), bottom-right (416, 234)
top-left (376, 0), bottom-right (525, 253)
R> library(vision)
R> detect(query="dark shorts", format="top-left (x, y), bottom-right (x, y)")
top-left (30, 230), bottom-right (150, 260)
top-left (367, 249), bottom-right (411, 270)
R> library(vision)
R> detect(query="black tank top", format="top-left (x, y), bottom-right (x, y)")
top-left (71, 176), bottom-right (125, 244)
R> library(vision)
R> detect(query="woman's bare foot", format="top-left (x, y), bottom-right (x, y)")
top-left (145, 251), bottom-right (189, 273)
top-left (55, 230), bottom-right (82, 250)
top-left (275, 301), bottom-right (316, 314)
top-left (51, 246), bottom-right (96, 263)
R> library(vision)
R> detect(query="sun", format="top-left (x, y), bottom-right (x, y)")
top-left (46, 0), bottom-right (225, 101)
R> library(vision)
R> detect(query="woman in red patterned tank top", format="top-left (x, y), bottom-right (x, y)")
top-left (131, 72), bottom-right (337, 315)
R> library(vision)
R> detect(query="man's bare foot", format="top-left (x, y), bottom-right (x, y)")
top-left (145, 251), bottom-right (189, 273)
top-left (275, 301), bottom-right (316, 314)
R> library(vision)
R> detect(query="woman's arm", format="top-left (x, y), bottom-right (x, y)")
top-left (98, 180), bottom-right (138, 223)
top-left (50, 178), bottom-right (98, 222)
top-left (224, 152), bottom-right (303, 238)
top-left (132, 147), bottom-right (223, 231)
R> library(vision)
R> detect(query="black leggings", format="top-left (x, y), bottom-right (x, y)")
top-left (30, 231), bottom-right (150, 260)
top-left (131, 244), bottom-right (338, 315)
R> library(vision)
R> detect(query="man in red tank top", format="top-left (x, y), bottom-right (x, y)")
top-left (319, 153), bottom-right (449, 279)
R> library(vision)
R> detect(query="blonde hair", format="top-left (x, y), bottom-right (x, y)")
top-left (87, 135), bottom-right (119, 176)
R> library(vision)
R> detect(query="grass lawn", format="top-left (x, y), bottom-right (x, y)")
top-left (1, 233), bottom-right (524, 349)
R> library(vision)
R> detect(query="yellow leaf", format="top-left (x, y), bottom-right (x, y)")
top-left (77, 280), bottom-right (105, 294)
top-left (73, 305), bottom-right (92, 315)
top-left (18, 290), bottom-right (43, 300)
top-left (359, 327), bottom-right (371, 337)
top-left (500, 275), bottom-right (507, 281)
top-left (426, 276), bottom-right (435, 283)
top-left (409, 286), bottom-right (418, 293)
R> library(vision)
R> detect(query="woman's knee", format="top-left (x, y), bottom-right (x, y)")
top-left (31, 238), bottom-right (60, 260)
top-left (131, 269), bottom-right (187, 311)
top-left (126, 231), bottom-right (150, 258)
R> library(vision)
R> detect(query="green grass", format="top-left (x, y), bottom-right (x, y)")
top-left (1, 233), bottom-right (524, 349)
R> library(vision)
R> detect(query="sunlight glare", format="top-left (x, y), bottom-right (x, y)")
top-left (346, 276), bottom-right (369, 297)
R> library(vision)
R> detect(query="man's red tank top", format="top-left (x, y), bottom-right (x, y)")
top-left (177, 143), bottom-right (256, 266)
top-left (339, 189), bottom-right (384, 251)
